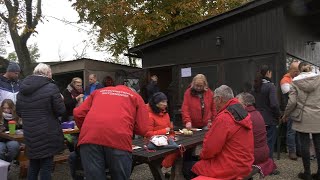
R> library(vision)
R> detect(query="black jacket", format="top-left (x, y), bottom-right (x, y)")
top-left (146, 81), bottom-right (160, 101)
top-left (16, 75), bottom-right (66, 159)
top-left (252, 79), bottom-right (281, 126)
top-left (61, 89), bottom-right (77, 121)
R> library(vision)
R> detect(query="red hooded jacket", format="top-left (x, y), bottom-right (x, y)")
top-left (192, 98), bottom-right (254, 179)
top-left (73, 85), bottom-right (149, 152)
top-left (181, 88), bottom-right (216, 128)
top-left (145, 105), bottom-right (171, 138)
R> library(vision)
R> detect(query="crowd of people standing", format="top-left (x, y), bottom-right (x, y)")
top-left (0, 60), bottom-right (320, 180)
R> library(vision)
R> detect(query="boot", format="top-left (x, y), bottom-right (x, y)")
top-left (298, 172), bottom-right (312, 180)
top-left (289, 152), bottom-right (298, 160)
top-left (312, 173), bottom-right (320, 180)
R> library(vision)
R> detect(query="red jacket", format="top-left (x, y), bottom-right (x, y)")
top-left (73, 85), bottom-right (149, 152)
top-left (192, 98), bottom-right (254, 179)
top-left (145, 105), bottom-right (171, 138)
top-left (181, 88), bottom-right (216, 128)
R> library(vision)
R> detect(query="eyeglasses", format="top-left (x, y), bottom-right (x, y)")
top-left (213, 96), bottom-right (221, 100)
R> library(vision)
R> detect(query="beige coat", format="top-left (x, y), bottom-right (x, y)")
top-left (284, 72), bottom-right (320, 133)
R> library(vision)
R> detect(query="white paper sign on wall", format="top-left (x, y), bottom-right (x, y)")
top-left (181, 67), bottom-right (192, 77)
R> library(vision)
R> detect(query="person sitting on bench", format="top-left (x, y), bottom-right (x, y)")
top-left (237, 92), bottom-right (279, 177)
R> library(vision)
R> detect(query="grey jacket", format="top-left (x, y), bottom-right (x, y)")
top-left (284, 72), bottom-right (320, 133)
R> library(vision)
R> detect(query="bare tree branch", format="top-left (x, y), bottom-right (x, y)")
top-left (21, 0), bottom-right (42, 43)
top-left (0, 13), bottom-right (8, 22)
top-left (12, 0), bottom-right (19, 14)
top-left (4, 0), bottom-right (14, 15)
top-left (32, 0), bottom-right (42, 28)
top-left (25, 0), bottom-right (32, 28)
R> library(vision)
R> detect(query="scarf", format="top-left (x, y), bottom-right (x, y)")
top-left (262, 77), bottom-right (272, 84)
top-left (67, 84), bottom-right (83, 99)
top-left (3, 112), bottom-right (13, 120)
top-left (190, 88), bottom-right (205, 96)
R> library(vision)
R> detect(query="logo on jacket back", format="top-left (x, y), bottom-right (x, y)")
top-left (100, 89), bottom-right (133, 98)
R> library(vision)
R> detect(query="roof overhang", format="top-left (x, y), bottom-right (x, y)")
top-left (128, 0), bottom-right (281, 57)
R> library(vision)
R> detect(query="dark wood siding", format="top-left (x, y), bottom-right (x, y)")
top-left (142, 7), bottom-right (283, 68)
top-left (285, 11), bottom-right (320, 66)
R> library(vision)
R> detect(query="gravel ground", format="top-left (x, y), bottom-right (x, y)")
top-left (7, 153), bottom-right (318, 180)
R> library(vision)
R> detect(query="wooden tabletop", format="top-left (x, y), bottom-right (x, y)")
top-left (0, 132), bottom-right (24, 142)
top-left (132, 130), bottom-right (207, 162)
top-left (0, 128), bottom-right (80, 143)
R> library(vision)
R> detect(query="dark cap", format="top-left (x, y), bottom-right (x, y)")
top-left (6, 62), bottom-right (21, 72)
top-left (152, 92), bottom-right (167, 104)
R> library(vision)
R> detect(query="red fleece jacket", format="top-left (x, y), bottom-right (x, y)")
top-left (73, 85), bottom-right (149, 152)
top-left (181, 88), bottom-right (216, 128)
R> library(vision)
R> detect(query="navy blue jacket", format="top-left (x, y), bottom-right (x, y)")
top-left (16, 75), bottom-right (66, 159)
top-left (0, 75), bottom-right (20, 104)
top-left (252, 79), bottom-right (281, 126)
top-left (84, 82), bottom-right (104, 96)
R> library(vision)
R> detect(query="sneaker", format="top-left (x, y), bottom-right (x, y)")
top-left (161, 167), bottom-right (171, 177)
top-left (298, 172), bottom-right (312, 180)
top-left (289, 152), bottom-right (298, 160)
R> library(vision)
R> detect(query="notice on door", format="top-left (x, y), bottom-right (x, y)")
top-left (181, 67), bottom-right (192, 77)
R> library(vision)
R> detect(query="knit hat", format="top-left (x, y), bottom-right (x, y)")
top-left (6, 62), bottom-right (21, 72)
top-left (152, 92), bottom-right (167, 104)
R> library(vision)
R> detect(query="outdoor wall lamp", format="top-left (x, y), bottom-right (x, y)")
top-left (216, 36), bottom-right (222, 46)
top-left (306, 41), bottom-right (317, 51)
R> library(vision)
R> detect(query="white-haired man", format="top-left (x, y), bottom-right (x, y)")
top-left (183, 85), bottom-right (254, 180)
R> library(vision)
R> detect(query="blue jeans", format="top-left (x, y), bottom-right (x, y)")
top-left (27, 156), bottom-right (53, 180)
top-left (287, 118), bottom-right (296, 153)
top-left (69, 151), bottom-right (84, 180)
top-left (266, 125), bottom-right (277, 158)
top-left (0, 140), bottom-right (20, 162)
top-left (80, 144), bottom-right (132, 180)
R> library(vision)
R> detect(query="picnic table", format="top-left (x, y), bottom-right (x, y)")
top-left (0, 128), bottom-right (80, 178)
top-left (0, 128), bottom-right (79, 143)
top-left (132, 129), bottom-right (207, 180)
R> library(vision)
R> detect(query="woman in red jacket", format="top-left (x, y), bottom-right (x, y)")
top-left (145, 92), bottom-right (179, 176)
top-left (145, 92), bottom-right (171, 137)
top-left (182, 74), bottom-right (216, 129)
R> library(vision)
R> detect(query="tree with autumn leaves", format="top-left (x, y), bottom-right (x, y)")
top-left (73, 0), bottom-right (250, 66)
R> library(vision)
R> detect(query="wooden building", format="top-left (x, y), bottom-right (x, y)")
top-left (128, 0), bottom-right (320, 111)
top-left (50, 58), bottom-right (140, 91)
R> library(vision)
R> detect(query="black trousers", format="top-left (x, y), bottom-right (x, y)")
top-left (299, 132), bottom-right (320, 174)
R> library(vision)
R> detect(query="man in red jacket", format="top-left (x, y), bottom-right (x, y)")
top-left (73, 75), bottom-right (149, 180)
top-left (183, 85), bottom-right (254, 180)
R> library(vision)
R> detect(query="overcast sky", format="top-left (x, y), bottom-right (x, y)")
top-left (4, 1), bottom-right (110, 62)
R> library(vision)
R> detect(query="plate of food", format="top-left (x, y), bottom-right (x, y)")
top-left (179, 128), bottom-right (194, 136)
top-left (190, 128), bottom-right (202, 131)
top-left (132, 145), bottom-right (142, 150)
